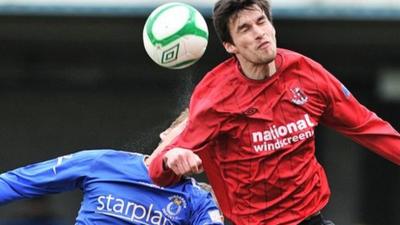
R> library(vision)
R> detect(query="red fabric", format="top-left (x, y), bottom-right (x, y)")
top-left (149, 48), bottom-right (400, 225)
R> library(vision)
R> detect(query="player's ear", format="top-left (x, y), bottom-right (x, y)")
top-left (223, 41), bottom-right (237, 54)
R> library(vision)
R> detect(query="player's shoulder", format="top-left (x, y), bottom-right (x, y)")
top-left (197, 57), bottom-right (236, 87)
top-left (77, 150), bottom-right (148, 176)
top-left (278, 48), bottom-right (323, 69)
top-left (70, 149), bottom-right (111, 158)
top-left (209, 57), bottom-right (237, 75)
top-left (191, 57), bottom-right (238, 106)
top-left (278, 48), bottom-right (304, 58)
top-left (76, 149), bottom-right (144, 164)
top-left (94, 149), bottom-right (141, 156)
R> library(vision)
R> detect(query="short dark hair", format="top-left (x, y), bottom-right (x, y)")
top-left (213, 0), bottom-right (272, 44)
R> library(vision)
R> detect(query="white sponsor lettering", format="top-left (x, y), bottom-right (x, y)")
top-left (96, 194), bottom-right (173, 225)
top-left (251, 114), bottom-right (315, 152)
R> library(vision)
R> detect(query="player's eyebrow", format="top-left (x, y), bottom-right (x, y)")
top-left (237, 23), bottom-right (247, 32)
top-left (256, 14), bottom-right (267, 22)
top-left (236, 14), bottom-right (265, 32)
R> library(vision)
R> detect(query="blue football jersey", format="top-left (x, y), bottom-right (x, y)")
top-left (0, 150), bottom-right (224, 225)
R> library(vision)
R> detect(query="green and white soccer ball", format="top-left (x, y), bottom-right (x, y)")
top-left (143, 2), bottom-right (209, 69)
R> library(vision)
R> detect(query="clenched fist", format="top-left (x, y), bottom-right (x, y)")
top-left (163, 148), bottom-right (203, 176)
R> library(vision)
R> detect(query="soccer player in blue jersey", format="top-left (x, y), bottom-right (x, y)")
top-left (0, 109), bottom-right (224, 225)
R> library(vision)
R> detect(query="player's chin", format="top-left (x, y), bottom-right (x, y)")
top-left (257, 55), bottom-right (275, 64)
top-left (266, 50), bottom-right (277, 62)
top-left (254, 50), bottom-right (275, 63)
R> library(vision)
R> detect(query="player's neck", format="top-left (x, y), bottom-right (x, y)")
top-left (238, 59), bottom-right (276, 80)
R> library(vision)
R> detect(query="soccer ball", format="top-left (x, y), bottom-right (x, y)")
top-left (143, 2), bottom-right (209, 69)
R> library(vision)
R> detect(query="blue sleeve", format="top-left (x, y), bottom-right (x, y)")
top-left (0, 150), bottom-right (102, 204)
top-left (189, 183), bottom-right (224, 225)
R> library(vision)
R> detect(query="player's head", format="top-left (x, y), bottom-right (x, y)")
top-left (147, 108), bottom-right (189, 163)
top-left (213, 0), bottom-right (272, 44)
top-left (213, 0), bottom-right (276, 65)
top-left (158, 108), bottom-right (188, 144)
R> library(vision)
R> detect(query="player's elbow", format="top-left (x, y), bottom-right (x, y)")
top-left (148, 160), bottom-right (181, 187)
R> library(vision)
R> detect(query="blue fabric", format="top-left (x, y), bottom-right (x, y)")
top-left (0, 150), bottom-right (223, 225)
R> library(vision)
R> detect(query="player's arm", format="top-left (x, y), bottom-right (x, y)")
top-left (0, 150), bottom-right (99, 204)
top-left (314, 61), bottom-right (400, 165)
top-left (149, 81), bottom-right (226, 186)
top-left (149, 113), bottom-right (218, 186)
top-left (149, 143), bottom-right (210, 187)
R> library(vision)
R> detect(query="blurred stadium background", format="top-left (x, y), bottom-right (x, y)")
top-left (0, 0), bottom-right (399, 224)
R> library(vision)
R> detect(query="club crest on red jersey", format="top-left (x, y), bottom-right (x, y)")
top-left (290, 87), bottom-right (308, 105)
top-left (243, 107), bottom-right (258, 116)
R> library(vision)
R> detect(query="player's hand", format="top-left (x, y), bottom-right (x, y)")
top-left (163, 148), bottom-right (203, 176)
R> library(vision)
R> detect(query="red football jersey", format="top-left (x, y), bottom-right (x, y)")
top-left (149, 48), bottom-right (400, 225)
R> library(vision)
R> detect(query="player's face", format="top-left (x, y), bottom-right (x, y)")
top-left (223, 5), bottom-right (276, 65)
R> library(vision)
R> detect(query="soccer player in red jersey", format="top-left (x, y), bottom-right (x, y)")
top-left (148, 0), bottom-right (400, 224)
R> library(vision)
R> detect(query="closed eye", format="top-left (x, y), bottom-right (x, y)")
top-left (257, 15), bottom-right (267, 24)
top-left (237, 23), bottom-right (250, 33)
